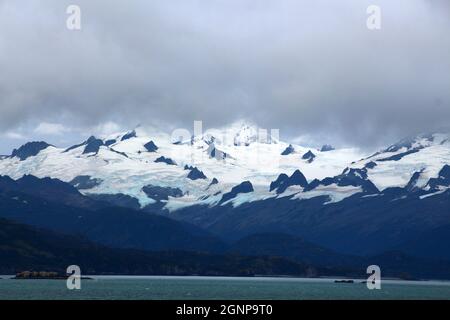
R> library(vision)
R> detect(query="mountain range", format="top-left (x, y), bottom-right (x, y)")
top-left (1, 122), bottom-right (450, 278)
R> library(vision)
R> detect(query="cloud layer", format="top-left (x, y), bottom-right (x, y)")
top-left (0, 0), bottom-right (449, 151)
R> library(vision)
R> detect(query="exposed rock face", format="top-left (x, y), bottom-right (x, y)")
top-left (206, 178), bottom-right (219, 189)
top-left (365, 161), bottom-right (377, 169)
top-left (187, 167), bottom-right (207, 180)
top-left (82, 136), bottom-right (104, 154)
top-left (88, 193), bottom-right (141, 210)
top-left (271, 170), bottom-right (308, 194)
top-left (69, 175), bottom-right (103, 190)
top-left (377, 148), bottom-right (421, 162)
top-left (142, 184), bottom-right (183, 201)
top-left (144, 140), bottom-right (158, 152)
top-left (427, 165), bottom-right (450, 192)
top-left (11, 141), bottom-right (51, 161)
top-left (270, 173), bottom-right (289, 192)
top-left (104, 139), bottom-right (116, 146)
top-left (64, 136), bottom-right (106, 154)
top-left (110, 148), bottom-right (128, 158)
top-left (121, 130), bottom-right (137, 141)
top-left (320, 144), bottom-right (335, 152)
top-left (220, 181), bottom-right (254, 204)
top-left (281, 144), bottom-right (295, 156)
top-left (154, 156), bottom-right (177, 165)
top-left (305, 167), bottom-right (379, 194)
top-left (302, 150), bottom-right (316, 163)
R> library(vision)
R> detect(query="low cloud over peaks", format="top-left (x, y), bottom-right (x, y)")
top-left (0, 0), bottom-right (449, 152)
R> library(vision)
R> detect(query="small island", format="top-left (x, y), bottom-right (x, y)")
top-left (13, 271), bottom-right (92, 280)
top-left (334, 279), bottom-right (354, 284)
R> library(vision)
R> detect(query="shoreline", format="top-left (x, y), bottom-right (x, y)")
top-left (3, 274), bottom-right (450, 285)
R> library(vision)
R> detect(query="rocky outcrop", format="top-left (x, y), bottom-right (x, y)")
top-left (220, 181), bottom-right (254, 204)
top-left (281, 144), bottom-right (295, 155)
top-left (270, 170), bottom-right (308, 194)
top-left (154, 156), bottom-right (177, 165)
top-left (142, 184), bottom-right (183, 201)
top-left (144, 140), bottom-right (158, 152)
top-left (302, 150), bottom-right (316, 163)
top-left (10, 141), bottom-right (51, 161)
top-left (69, 175), bottom-right (103, 190)
top-left (187, 167), bottom-right (207, 180)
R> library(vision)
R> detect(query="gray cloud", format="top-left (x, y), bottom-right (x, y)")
top-left (0, 0), bottom-right (449, 152)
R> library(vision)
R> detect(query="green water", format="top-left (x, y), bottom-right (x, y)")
top-left (1, 276), bottom-right (450, 300)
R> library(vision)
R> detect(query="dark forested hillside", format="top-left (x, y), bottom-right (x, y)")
top-left (0, 217), bottom-right (326, 277)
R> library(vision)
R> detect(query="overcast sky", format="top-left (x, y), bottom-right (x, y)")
top-left (0, 0), bottom-right (449, 153)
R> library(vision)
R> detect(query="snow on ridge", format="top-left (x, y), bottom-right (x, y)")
top-left (2, 128), bottom-right (449, 210)
top-left (291, 184), bottom-right (363, 204)
top-left (5, 123), bottom-right (426, 210)
top-left (350, 132), bottom-right (450, 191)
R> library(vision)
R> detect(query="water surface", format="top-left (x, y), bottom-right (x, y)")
top-left (1, 276), bottom-right (450, 300)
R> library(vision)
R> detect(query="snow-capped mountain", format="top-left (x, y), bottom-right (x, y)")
top-left (350, 133), bottom-right (450, 193)
top-left (1, 122), bottom-right (449, 213)
top-left (2, 124), bottom-right (450, 260)
top-left (163, 131), bottom-right (450, 257)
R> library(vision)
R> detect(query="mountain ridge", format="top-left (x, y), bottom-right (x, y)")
top-left (1, 127), bottom-right (450, 265)
top-left (1, 173), bottom-right (450, 279)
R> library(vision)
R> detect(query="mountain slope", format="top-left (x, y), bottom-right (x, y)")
top-left (0, 123), bottom-right (365, 211)
top-left (350, 133), bottom-right (450, 191)
top-left (2, 127), bottom-right (448, 213)
top-left (227, 233), bottom-right (450, 279)
top-left (228, 233), bottom-right (362, 268)
top-left (397, 224), bottom-right (450, 261)
top-left (0, 176), bottom-right (225, 253)
top-left (1, 174), bottom-right (450, 279)
top-left (0, 175), bottom-right (102, 209)
top-left (0, 217), bottom-right (320, 277)
top-left (171, 185), bottom-right (450, 257)
top-left (1, 126), bottom-right (450, 272)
